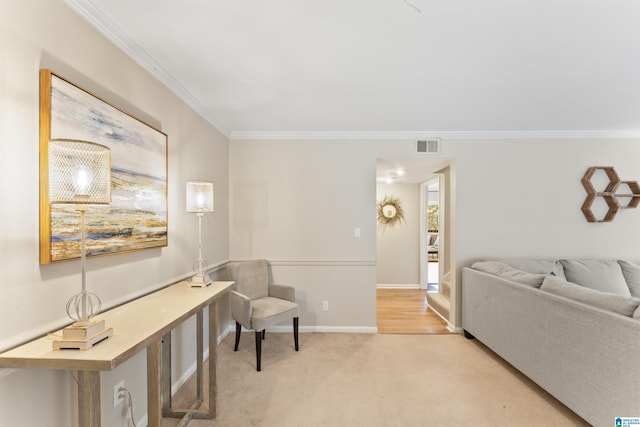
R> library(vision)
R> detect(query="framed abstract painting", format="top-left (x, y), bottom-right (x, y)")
top-left (39, 69), bottom-right (168, 264)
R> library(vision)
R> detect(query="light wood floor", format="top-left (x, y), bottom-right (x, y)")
top-left (377, 288), bottom-right (450, 334)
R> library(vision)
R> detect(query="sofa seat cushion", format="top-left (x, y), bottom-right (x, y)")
top-left (471, 261), bottom-right (547, 288)
top-left (617, 260), bottom-right (640, 298)
top-left (559, 259), bottom-right (631, 297)
top-left (541, 275), bottom-right (640, 317)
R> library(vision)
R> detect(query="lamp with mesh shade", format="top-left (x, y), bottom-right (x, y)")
top-left (186, 181), bottom-right (214, 287)
top-left (48, 139), bottom-right (113, 350)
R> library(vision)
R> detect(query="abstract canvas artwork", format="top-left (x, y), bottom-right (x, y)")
top-left (39, 69), bottom-right (168, 264)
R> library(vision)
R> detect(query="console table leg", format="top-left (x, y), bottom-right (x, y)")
top-left (208, 300), bottom-right (218, 418)
top-left (147, 339), bottom-right (162, 426)
top-left (77, 370), bottom-right (100, 427)
top-left (196, 310), bottom-right (203, 403)
top-left (161, 331), bottom-right (172, 414)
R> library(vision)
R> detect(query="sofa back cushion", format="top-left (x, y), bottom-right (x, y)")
top-left (471, 261), bottom-right (547, 288)
top-left (541, 275), bottom-right (640, 317)
top-left (617, 260), bottom-right (640, 298)
top-left (497, 259), bottom-right (565, 278)
top-left (559, 259), bottom-right (631, 297)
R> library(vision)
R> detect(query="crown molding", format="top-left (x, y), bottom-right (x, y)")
top-left (230, 130), bottom-right (640, 141)
top-left (60, 1), bottom-right (640, 143)
top-left (64, 0), bottom-right (230, 137)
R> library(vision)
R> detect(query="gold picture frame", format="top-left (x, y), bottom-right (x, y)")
top-left (39, 69), bottom-right (168, 264)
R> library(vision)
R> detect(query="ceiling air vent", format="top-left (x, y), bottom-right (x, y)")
top-left (415, 138), bottom-right (441, 155)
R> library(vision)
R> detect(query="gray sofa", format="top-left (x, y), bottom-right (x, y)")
top-left (462, 259), bottom-right (640, 427)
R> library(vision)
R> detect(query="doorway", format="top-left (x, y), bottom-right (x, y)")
top-left (375, 158), bottom-right (452, 334)
top-left (421, 177), bottom-right (441, 293)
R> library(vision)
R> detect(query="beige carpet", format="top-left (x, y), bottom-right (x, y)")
top-left (163, 333), bottom-right (589, 427)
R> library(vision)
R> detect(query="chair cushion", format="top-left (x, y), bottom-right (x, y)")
top-left (250, 297), bottom-right (299, 332)
top-left (227, 259), bottom-right (270, 300)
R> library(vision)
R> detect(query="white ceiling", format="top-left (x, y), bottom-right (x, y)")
top-left (66, 0), bottom-right (640, 140)
top-left (377, 157), bottom-right (448, 184)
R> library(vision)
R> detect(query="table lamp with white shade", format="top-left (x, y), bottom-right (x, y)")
top-left (48, 139), bottom-right (113, 350)
top-left (186, 181), bottom-right (214, 287)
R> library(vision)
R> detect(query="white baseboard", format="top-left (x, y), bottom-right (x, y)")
top-left (429, 305), bottom-right (449, 324)
top-left (449, 325), bottom-right (464, 334)
top-left (135, 413), bottom-right (148, 427)
top-left (170, 324), bottom-right (233, 397)
top-left (236, 324), bottom-right (378, 334)
top-left (376, 284), bottom-right (420, 289)
top-left (271, 325), bottom-right (378, 334)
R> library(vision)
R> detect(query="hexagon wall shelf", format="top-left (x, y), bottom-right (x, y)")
top-left (615, 181), bottom-right (640, 209)
top-left (581, 166), bottom-right (640, 222)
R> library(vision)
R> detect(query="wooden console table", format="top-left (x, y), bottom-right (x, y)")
top-left (0, 280), bottom-right (234, 427)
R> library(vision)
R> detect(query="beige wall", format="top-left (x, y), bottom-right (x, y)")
top-left (229, 139), bottom-right (443, 332)
top-left (376, 182), bottom-right (421, 286)
top-left (229, 139), bottom-right (378, 330)
top-left (231, 136), bottom-right (640, 334)
top-left (0, 0), bottom-right (229, 425)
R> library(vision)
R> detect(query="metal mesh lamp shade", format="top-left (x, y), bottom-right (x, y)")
top-left (49, 140), bottom-right (111, 205)
top-left (186, 181), bottom-right (214, 287)
top-left (186, 181), bottom-right (214, 213)
top-left (48, 139), bottom-right (113, 350)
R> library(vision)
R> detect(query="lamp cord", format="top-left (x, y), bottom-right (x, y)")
top-left (119, 386), bottom-right (138, 427)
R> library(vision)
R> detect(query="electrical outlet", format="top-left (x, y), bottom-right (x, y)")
top-left (322, 301), bottom-right (329, 311)
top-left (113, 380), bottom-right (125, 407)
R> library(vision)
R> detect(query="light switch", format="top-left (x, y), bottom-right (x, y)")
top-left (354, 227), bottom-right (361, 238)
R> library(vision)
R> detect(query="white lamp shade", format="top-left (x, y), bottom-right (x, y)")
top-left (186, 181), bottom-right (214, 213)
top-left (49, 139), bottom-right (111, 204)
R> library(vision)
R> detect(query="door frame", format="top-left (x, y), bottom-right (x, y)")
top-left (419, 181), bottom-right (428, 289)
top-left (419, 175), bottom-right (443, 290)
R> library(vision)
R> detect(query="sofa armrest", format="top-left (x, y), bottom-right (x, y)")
top-left (230, 290), bottom-right (252, 328)
top-left (269, 283), bottom-right (295, 302)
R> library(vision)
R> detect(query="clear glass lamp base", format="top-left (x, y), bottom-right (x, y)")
top-left (190, 257), bottom-right (212, 287)
top-left (190, 272), bottom-right (212, 287)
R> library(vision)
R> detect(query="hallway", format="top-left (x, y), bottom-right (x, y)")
top-left (376, 289), bottom-right (450, 334)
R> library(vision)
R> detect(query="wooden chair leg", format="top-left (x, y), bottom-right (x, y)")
top-left (293, 317), bottom-right (299, 351)
top-left (234, 322), bottom-right (241, 351)
top-left (255, 331), bottom-right (262, 371)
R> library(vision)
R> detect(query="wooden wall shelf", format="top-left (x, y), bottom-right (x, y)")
top-left (581, 166), bottom-right (640, 222)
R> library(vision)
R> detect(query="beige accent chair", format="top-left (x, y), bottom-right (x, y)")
top-left (227, 259), bottom-right (299, 371)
